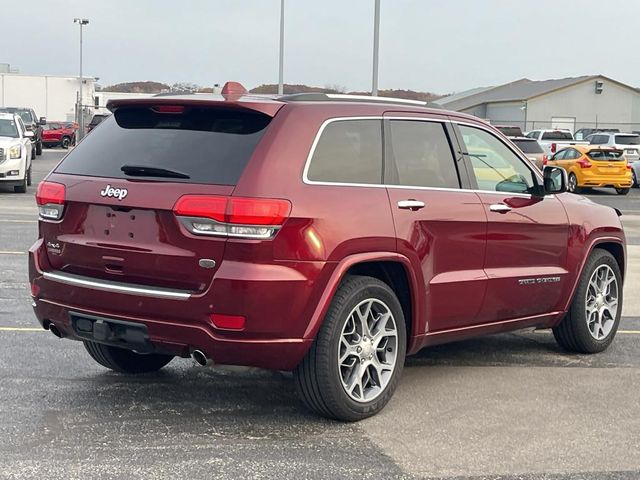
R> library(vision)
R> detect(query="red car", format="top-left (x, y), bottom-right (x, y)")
top-left (42, 122), bottom-right (75, 149)
top-left (30, 83), bottom-right (626, 421)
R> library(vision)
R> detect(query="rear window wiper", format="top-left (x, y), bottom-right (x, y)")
top-left (120, 164), bottom-right (190, 179)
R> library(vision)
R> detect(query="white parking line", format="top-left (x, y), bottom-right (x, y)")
top-left (0, 251), bottom-right (27, 255)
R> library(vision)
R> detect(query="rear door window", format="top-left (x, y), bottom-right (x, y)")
top-left (541, 131), bottom-right (573, 141)
top-left (306, 119), bottom-right (383, 184)
top-left (387, 120), bottom-right (459, 188)
top-left (55, 106), bottom-right (272, 185)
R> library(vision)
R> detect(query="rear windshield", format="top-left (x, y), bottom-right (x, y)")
top-left (587, 150), bottom-right (624, 161)
top-left (496, 126), bottom-right (523, 137)
top-left (89, 115), bottom-right (108, 125)
top-left (614, 135), bottom-right (640, 145)
top-left (56, 106), bottom-right (271, 185)
top-left (541, 131), bottom-right (573, 141)
top-left (512, 138), bottom-right (543, 154)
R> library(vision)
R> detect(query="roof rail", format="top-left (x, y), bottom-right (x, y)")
top-left (278, 92), bottom-right (440, 108)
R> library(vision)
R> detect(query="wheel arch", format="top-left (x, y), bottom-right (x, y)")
top-left (561, 236), bottom-right (626, 314)
top-left (303, 252), bottom-right (423, 352)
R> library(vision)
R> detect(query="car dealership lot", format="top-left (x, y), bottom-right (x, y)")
top-left (1, 150), bottom-right (639, 479)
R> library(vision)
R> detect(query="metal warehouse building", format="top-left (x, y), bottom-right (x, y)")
top-left (0, 71), bottom-right (96, 122)
top-left (435, 75), bottom-right (640, 133)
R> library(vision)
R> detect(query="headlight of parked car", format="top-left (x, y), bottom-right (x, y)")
top-left (9, 145), bottom-right (22, 159)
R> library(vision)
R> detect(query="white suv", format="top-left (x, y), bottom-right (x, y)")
top-left (586, 132), bottom-right (640, 163)
top-left (0, 113), bottom-right (34, 193)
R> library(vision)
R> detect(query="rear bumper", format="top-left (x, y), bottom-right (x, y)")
top-left (29, 238), bottom-right (325, 371)
top-left (580, 175), bottom-right (632, 189)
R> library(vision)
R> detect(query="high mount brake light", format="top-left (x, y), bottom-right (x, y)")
top-left (152, 105), bottom-right (185, 113)
top-left (36, 181), bottom-right (66, 220)
top-left (173, 195), bottom-right (291, 239)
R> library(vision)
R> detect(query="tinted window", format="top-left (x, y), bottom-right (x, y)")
top-left (590, 135), bottom-right (607, 145)
top-left (552, 149), bottom-right (568, 160)
top-left (460, 125), bottom-right (536, 194)
top-left (541, 131), bottom-right (573, 140)
top-left (588, 150), bottom-right (625, 161)
top-left (307, 119), bottom-right (382, 184)
top-left (615, 135), bottom-right (640, 145)
top-left (496, 126), bottom-right (523, 137)
top-left (56, 106), bottom-right (272, 185)
top-left (388, 120), bottom-right (459, 188)
top-left (512, 138), bottom-right (543, 154)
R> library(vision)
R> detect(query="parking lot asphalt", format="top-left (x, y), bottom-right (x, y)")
top-left (1, 150), bottom-right (639, 480)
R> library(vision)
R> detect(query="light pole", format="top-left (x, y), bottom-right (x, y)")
top-left (278, 0), bottom-right (285, 95)
top-left (372, 0), bottom-right (380, 96)
top-left (74, 18), bottom-right (89, 140)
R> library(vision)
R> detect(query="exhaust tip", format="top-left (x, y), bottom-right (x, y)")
top-left (192, 349), bottom-right (210, 367)
top-left (49, 323), bottom-right (63, 338)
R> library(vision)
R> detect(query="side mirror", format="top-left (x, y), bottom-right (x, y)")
top-left (24, 131), bottom-right (34, 139)
top-left (39, 117), bottom-right (47, 125)
top-left (543, 166), bottom-right (567, 194)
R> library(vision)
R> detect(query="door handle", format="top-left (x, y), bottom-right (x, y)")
top-left (489, 203), bottom-right (512, 213)
top-left (397, 200), bottom-right (425, 211)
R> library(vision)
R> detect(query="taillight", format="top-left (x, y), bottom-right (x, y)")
top-left (577, 158), bottom-right (592, 169)
top-left (173, 195), bottom-right (291, 239)
top-left (542, 154), bottom-right (548, 165)
top-left (626, 162), bottom-right (632, 170)
top-left (36, 181), bottom-right (66, 220)
top-left (551, 143), bottom-right (557, 154)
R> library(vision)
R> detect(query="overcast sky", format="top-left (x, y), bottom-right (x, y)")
top-left (4, 0), bottom-right (640, 94)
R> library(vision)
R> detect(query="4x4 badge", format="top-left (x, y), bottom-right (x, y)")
top-left (100, 184), bottom-right (128, 201)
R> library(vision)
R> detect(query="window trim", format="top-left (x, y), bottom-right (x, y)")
top-left (301, 116), bottom-right (544, 198)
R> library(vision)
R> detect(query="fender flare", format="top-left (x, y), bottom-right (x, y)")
top-left (302, 251), bottom-right (423, 342)
top-left (560, 235), bottom-right (625, 313)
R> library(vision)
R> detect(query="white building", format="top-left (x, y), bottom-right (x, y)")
top-left (435, 75), bottom-right (640, 133)
top-left (0, 72), bottom-right (96, 122)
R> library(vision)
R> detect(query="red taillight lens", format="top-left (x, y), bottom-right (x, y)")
top-left (551, 143), bottom-right (557, 154)
top-left (577, 158), bottom-right (592, 168)
top-left (209, 313), bottom-right (245, 330)
top-left (227, 198), bottom-right (290, 225)
top-left (173, 195), bottom-right (291, 239)
top-left (543, 154), bottom-right (548, 165)
top-left (30, 282), bottom-right (40, 297)
top-left (627, 163), bottom-right (632, 170)
top-left (36, 181), bottom-right (65, 205)
top-left (173, 195), bottom-right (226, 222)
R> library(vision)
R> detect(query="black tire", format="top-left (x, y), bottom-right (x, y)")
top-left (31, 147), bottom-right (36, 160)
top-left (568, 173), bottom-right (581, 194)
top-left (35, 139), bottom-right (43, 155)
top-left (553, 249), bottom-right (622, 354)
top-left (26, 165), bottom-right (32, 187)
top-left (294, 275), bottom-right (406, 421)
top-left (83, 341), bottom-right (174, 373)
top-left (633, 170), bottom-right (638, 188)
top-left (61, 136), bottom-right (71, 149)
top-left (615, 187), bottom-right (630, 196)
top-left (14, 174), bottom-right (27, 193)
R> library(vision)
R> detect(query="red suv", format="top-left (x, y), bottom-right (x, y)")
top-left (29, 83), bottom-right (626, 421)
top-left (42, 122), bottom-right (76, 149)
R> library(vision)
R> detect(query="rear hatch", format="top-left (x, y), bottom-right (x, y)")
top-left (40, 99), bottom-right (281, 294)
top-left (587, 149), bottom-right (627, 175)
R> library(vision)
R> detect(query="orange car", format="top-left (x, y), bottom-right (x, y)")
top-left (547, 145), bottom-right (632, 195)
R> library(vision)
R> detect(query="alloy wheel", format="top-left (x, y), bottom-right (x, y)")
top-left (338, 298), bottom-right (398, 403)
top-left (585, 265), bottom-right (618, 340)
top-left (568, 174), bottom-right (577, 192)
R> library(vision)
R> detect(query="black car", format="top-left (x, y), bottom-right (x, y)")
top-left (0, 107), bottom-right (46, 155)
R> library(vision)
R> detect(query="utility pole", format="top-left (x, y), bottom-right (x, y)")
top-left (278, 0), bottom-right (285, 95)
top-left (372, 0), bottom-right (380, 96)
top-left (74, 18), bottom-right (89, 140)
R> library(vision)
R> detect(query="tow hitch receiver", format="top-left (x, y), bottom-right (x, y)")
top-left (70, 312), bottom-right (152, 352)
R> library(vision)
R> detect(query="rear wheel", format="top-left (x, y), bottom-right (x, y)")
top-left (35, 139), bottom-right (42, 156)
top-left (553, 249), bottom-right (622, 353)
top-left (294, 275), bottom-right (406, 421)
top-left (632, 170), bottom-right (638, 188)
top-left (568, 173), bottom-right (581, 193)
top-left (83, 341), bottom-right (174, 373)
top-left (61, 136), bottom-right (71, 149)
top-left (615, 187), bottom-right (630, 195)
